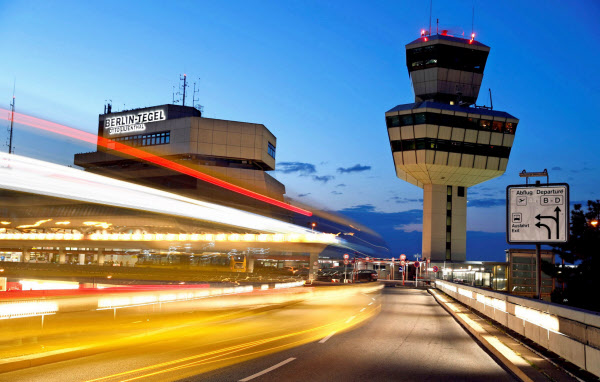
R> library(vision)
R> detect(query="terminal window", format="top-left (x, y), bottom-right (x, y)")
top-left (113, 131), bottom-right (170, 147)
top-left (268, 142), bottom-right (276, 159)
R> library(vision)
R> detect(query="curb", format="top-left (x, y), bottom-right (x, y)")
top-left (428, 289), bottom-right (534, 382)
top-left (0, 345), bottom-right (109, 374)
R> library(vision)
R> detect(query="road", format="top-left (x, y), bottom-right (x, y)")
top-left (0, 286), bottom-right (514, 382)
top-left (186, 288), bottom-right (516, 382)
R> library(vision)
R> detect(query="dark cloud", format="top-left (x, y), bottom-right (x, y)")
top-left (552, 166), bottom-right (562, 171)
top-left (331, 191), bottom-right (343, 195)
top-left (297, 193), bottom-right (311, 197)
top-left (337, 164), bottom-right (371, 174)
top-left (342, 204), bottom-right (377, 213)
top-left (336, 184), bottom-right (346, 188)
top-left (312, 175), bottom-right (334, 183)
top-left (467, 198), bottom-right (505, 208)
top-left (277, 162), bottom-right (316, 175)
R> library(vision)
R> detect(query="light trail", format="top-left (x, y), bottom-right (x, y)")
top-left (0, 108), bottom-right (312, 216)
top-left (0, 154), bottom-right (325, 236)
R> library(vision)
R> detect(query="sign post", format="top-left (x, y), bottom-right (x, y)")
top-left (507, 182), bottom-right (569, 299)
top-left (343, 254), bottom-right (349, 283)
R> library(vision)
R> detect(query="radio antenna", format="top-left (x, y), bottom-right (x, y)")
top-left (471, 5), bottom-right (475, 37)
top-left (192, 79), bottom-right (200, 108)
top-left (429, 0), bottom-right (432, 36)
top-left (179, 74), bottom-right (188, 106)
top-left (8, 80), bottom-right (15, 154)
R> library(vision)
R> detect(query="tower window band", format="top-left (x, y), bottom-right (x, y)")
top-left (386, 112), bottom-right (517, 134)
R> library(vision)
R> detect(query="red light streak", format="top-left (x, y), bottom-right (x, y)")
top-left (0, 109), bottom-right (312, 216)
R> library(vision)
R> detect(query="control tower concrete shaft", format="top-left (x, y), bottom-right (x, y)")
top-left (386, 33), bottom-right (519, 261)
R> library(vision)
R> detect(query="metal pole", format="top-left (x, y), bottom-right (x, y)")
top-left (9, 92), bottom-right (15, 154)
top-left (536, 243), bottom-right (541, 299)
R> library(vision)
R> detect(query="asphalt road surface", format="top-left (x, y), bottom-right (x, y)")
top-left (182, 288), bottom-right (516, 382)
top-left (0, 286), bottom-right (515, 382)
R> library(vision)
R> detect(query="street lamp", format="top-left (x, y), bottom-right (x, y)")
top-left (591, 220), bottom-right (598, 228)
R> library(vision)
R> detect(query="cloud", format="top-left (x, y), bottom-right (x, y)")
top-left (394, 223), bottom-right (422, 232)
top-left (341, 204), bottom-right (377, 213)
top-left (552, 166), bottom-right (562, 171)
top-left (297, 193), bottom-right (311, 197)
top-left (467, 198), bottom-right (505, 208)
top-left (312, 175), bottom-right (334, 183)
top-left (336, 184), bottom-right (346, 188)
top-left (390, 196), bottom-right (423, 204)
top-left (277, 162), bottom-right (316, 175)
top-left (337, 164), bottom-right (371, 174)
top-left (331, 191), bottom-right (342, 195)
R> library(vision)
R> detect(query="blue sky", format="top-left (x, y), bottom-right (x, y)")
top-left (1, 1), bottom-right (598, 261)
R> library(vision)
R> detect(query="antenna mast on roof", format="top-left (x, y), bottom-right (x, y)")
top-left (192, 80), bottom-right (199, 108)
top-left (179, 74), bottom-right (188, 106)
top-left (8, 81), bottom-right (15, 154)
top-left (429, 0), bottom-right (432, 36)
top-left (471, 5), bottom-right (475, 37)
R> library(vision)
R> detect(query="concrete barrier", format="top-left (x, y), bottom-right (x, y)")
top-left (435, 280), bottom-right (600, 377)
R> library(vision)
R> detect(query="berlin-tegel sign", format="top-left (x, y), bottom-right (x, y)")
top-left (506, 183), bottom-right (569, 243)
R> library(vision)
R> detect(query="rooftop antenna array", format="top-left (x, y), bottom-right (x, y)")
top-left (7, 81), bottom-right (15, 154)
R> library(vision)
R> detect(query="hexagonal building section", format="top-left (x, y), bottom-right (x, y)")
top-left (386, 32), bottom-right (519, 262)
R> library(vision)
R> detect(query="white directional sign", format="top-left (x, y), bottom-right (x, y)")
top-left (507, 184), bottom-right (569, 243)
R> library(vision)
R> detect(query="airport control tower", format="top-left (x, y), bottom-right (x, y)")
top-left (386, 31), bottom-right (519, 262)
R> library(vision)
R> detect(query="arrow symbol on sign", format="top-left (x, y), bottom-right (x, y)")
top-left (535, 222), bottom-right (551, 239)
top-left (536, 206), bottom-right (561, 239)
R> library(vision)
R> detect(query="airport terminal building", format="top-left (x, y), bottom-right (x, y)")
top-left (75, 104), bottom-right (287, 219)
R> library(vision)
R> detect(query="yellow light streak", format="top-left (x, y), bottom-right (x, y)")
top-left (55, 221), bottom-right (70, 225)
top-left (0, 231), bottom-right (338, 244)
top-left (0, 221), bottom-right (10, 225)
top-left (85, 305), bottom-right (377, 382)
top-left (16, 218), bottom-right (52, 228)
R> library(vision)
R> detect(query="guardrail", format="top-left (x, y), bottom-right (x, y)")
top-left (435, 280), bottom-right (600, 377)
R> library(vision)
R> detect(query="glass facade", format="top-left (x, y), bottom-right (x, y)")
top-left (268, 142), bottom-right (276, 159)
top-left (112, 131), bottom-right (170, 147)
top-left (386, 112), bottom-right (518, 135)
top-left (390, 138), bottom-right (511, 158)
top-left (406, 44), bottom-right (489, 74)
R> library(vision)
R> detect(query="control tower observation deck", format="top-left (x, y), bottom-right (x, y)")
top-left (385, 32), bottom-right (519, 262)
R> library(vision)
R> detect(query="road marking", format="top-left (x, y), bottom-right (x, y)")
top-left (239, 357), bottom-right (296, 381)
top-left (360, 308), bottom-right (366, 312)
top-left (345, 316), bottom-right (356, 324)
top-left (319, 331), bottom-right (337, 344)
top-left (368, 302), bottom-right (373, 306)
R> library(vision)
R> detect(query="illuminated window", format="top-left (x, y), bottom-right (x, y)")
top-left (505, 122), bottom-right (517, 134)
top-left (113, 131), bottom-right (170, 148)
top-left (479, 119), bottom-right (492, 130)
